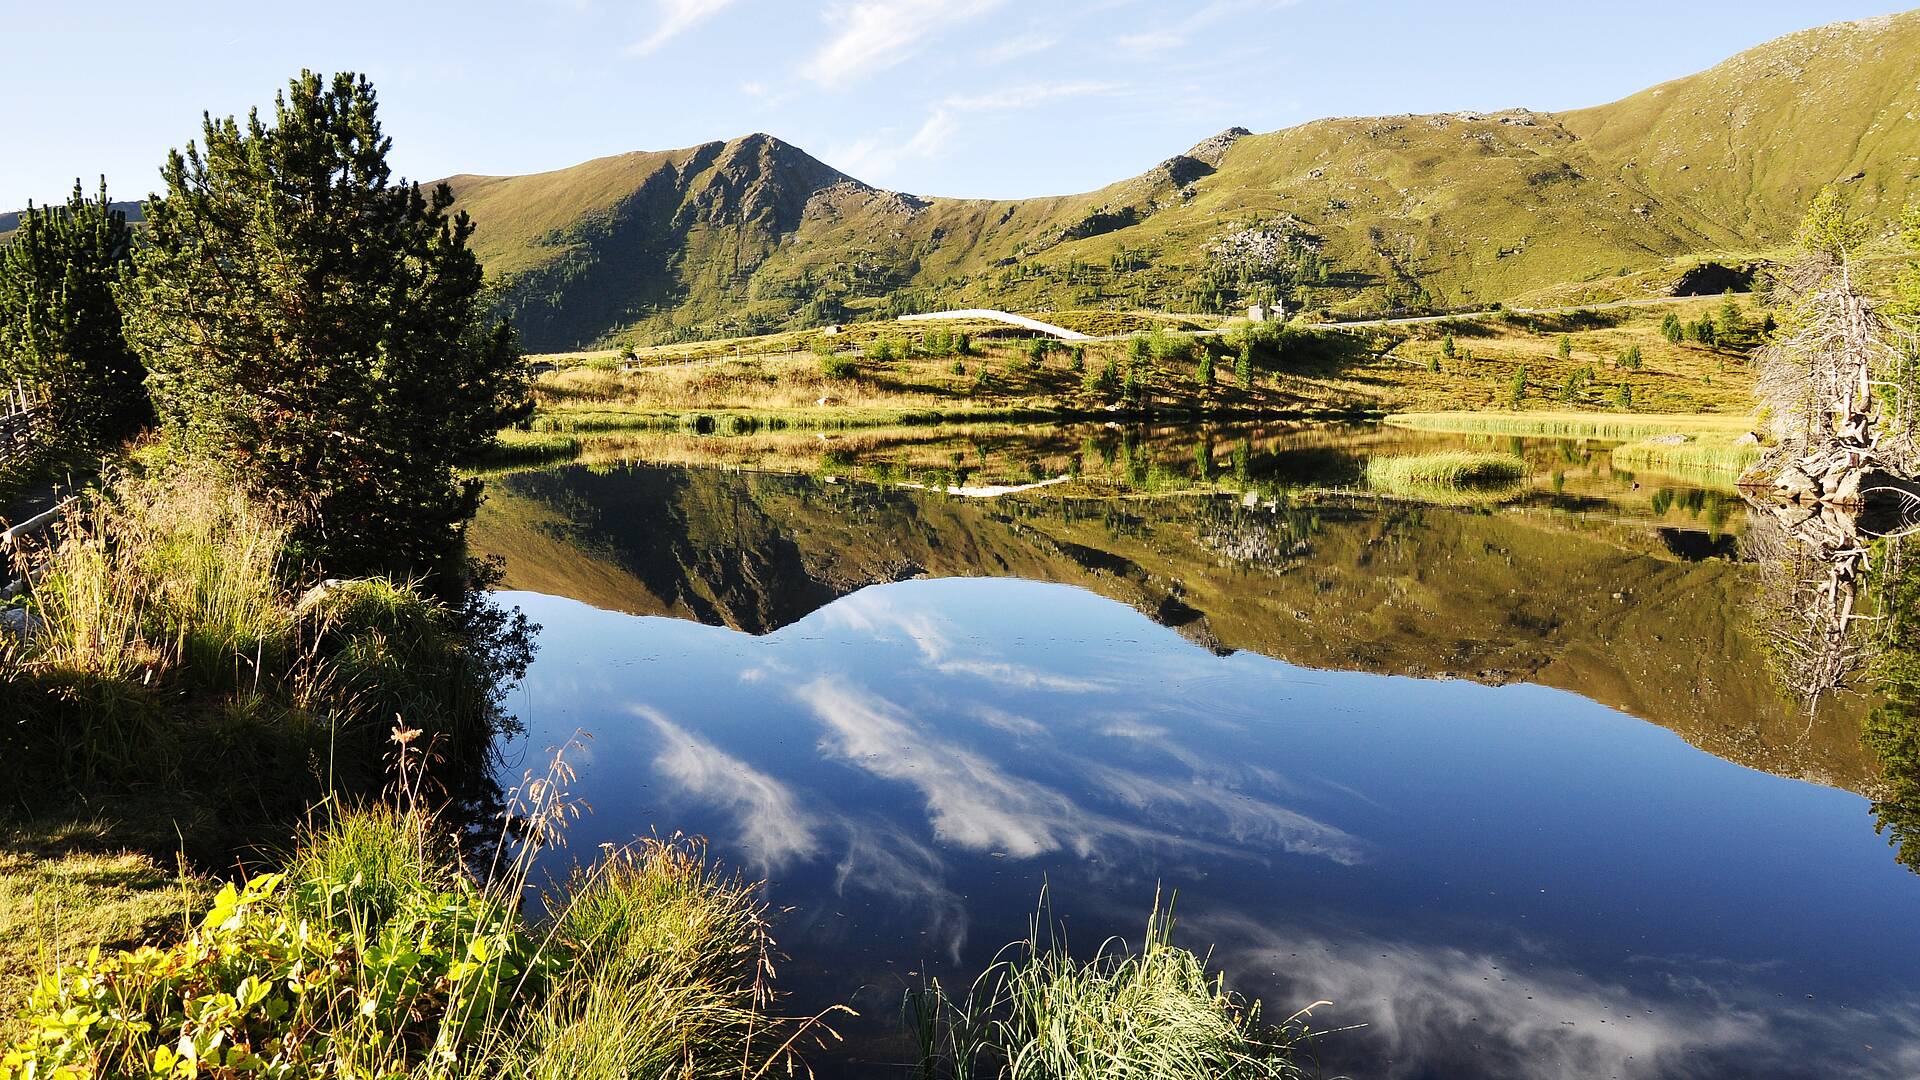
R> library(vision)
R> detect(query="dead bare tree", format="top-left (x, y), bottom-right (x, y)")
top-left (1744, 502), bottom-right (1879, 713)
top-left (1746, 187), bottom-right (1920, 504)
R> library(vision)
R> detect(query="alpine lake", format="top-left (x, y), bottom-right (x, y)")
top-left (466, 420), bottom-right (1920, 1079)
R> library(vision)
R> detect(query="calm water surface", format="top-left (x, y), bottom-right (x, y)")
top-left (473, 424), bottom-right (1920, 1079)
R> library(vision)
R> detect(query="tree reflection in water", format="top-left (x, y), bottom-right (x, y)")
top-left (1863, 537), bottom-right (1920, 871)
top-left (1748, 496), bottom-right (1920, 870)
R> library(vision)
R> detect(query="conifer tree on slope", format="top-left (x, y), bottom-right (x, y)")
top-left (123, 72), bottom-right (530, 585)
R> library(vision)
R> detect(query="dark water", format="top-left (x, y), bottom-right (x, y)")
top-left (472, 424), bottom-right (1920, 1079)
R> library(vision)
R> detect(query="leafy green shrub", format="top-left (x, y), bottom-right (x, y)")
top-left (3, 811), bottom-right (537, 1079)
top-left (819, 353), bottom-right (859, 380)
top-left (2, 810), bottom-right (826, 1080)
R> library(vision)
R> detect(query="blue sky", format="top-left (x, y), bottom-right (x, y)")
top-left (3, 1), bottom-right (1912, 210)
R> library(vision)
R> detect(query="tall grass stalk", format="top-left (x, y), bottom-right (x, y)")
top-left (22, 471), bottom-right (290, 687)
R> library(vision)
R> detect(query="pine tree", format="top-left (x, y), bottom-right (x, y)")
top-left (0, 179), bottom-right (148, 444)
top-left (1557, 335), bottom-right (1572, 360)
top-left (1661, 311), bottom-right (1684, 344)
top-left (1441, 333), bottom-right (1456, 359)
top-left (1718, 288), bottom-right (1745, 340)
top-left (1236, 342), bottom-right (1254, 389)
top-left (121, 72), bottom-right (530, 586)
top-left (1508, 365), bottom-right (1528, 407)
top-left (1197, 349), bottom-right (1214, 389)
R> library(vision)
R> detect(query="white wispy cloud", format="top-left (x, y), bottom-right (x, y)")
top-left (802, 0), bottom-right (1007, 89)
top-left (1115, 0), bottom-right (1299, 55)
top-left (638, 706), bottom-right (823, 872)
top-left (826, 590), bottom-right (1108, 691)
top-left (980, 34), bottom-right (1056, 64)
top-left (1192, 916), bottom-right (1920, 1080)
top-left (629, 0), bottom-right (739, 55)
top-left (798, 676), bottom-right (1089, 855)
top-left (943, 79), bottom-right (1122, 111)
top-left (903, 108), bottom-right (959, 159)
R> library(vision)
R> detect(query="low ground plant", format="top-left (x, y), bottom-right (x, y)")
top-left (1, 800), bottom-right (828, 1080)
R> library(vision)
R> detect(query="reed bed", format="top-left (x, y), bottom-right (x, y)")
top-left (1609, 434), bottom-right (1763, 478)
top-left (1386, 411), bottom-right (1752, 440)
top-left (1366, 450), bottom-right (1529, 487)
top-left (1364, 451), bottom-right (1530, 506)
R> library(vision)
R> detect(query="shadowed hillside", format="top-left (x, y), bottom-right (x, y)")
top-left (446, 11), bottom-right (1920, 351)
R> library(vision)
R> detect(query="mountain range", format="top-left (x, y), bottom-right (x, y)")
top-left (441, 11), bottom-right (1920, 352)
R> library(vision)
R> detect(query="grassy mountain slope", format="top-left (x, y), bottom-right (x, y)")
top-left (1561, 11), bottom-right (1920, 240)
top-left (447, 10), bottom-right (1920, 352)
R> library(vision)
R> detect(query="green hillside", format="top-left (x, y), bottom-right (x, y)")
top-left (445, 10), bottom-right (1920, 352)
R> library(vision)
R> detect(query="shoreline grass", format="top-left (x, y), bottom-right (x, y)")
top-left (1385, 410), bottom-right (1753, 440)
top-left (1610, 433), bottom-right (1763, 478)
top-left (908, 895), bottom-right (1315, 1079)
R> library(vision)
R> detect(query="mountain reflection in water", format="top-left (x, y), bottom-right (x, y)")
top-left (471, 435), bottom-right (1920, 1079)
